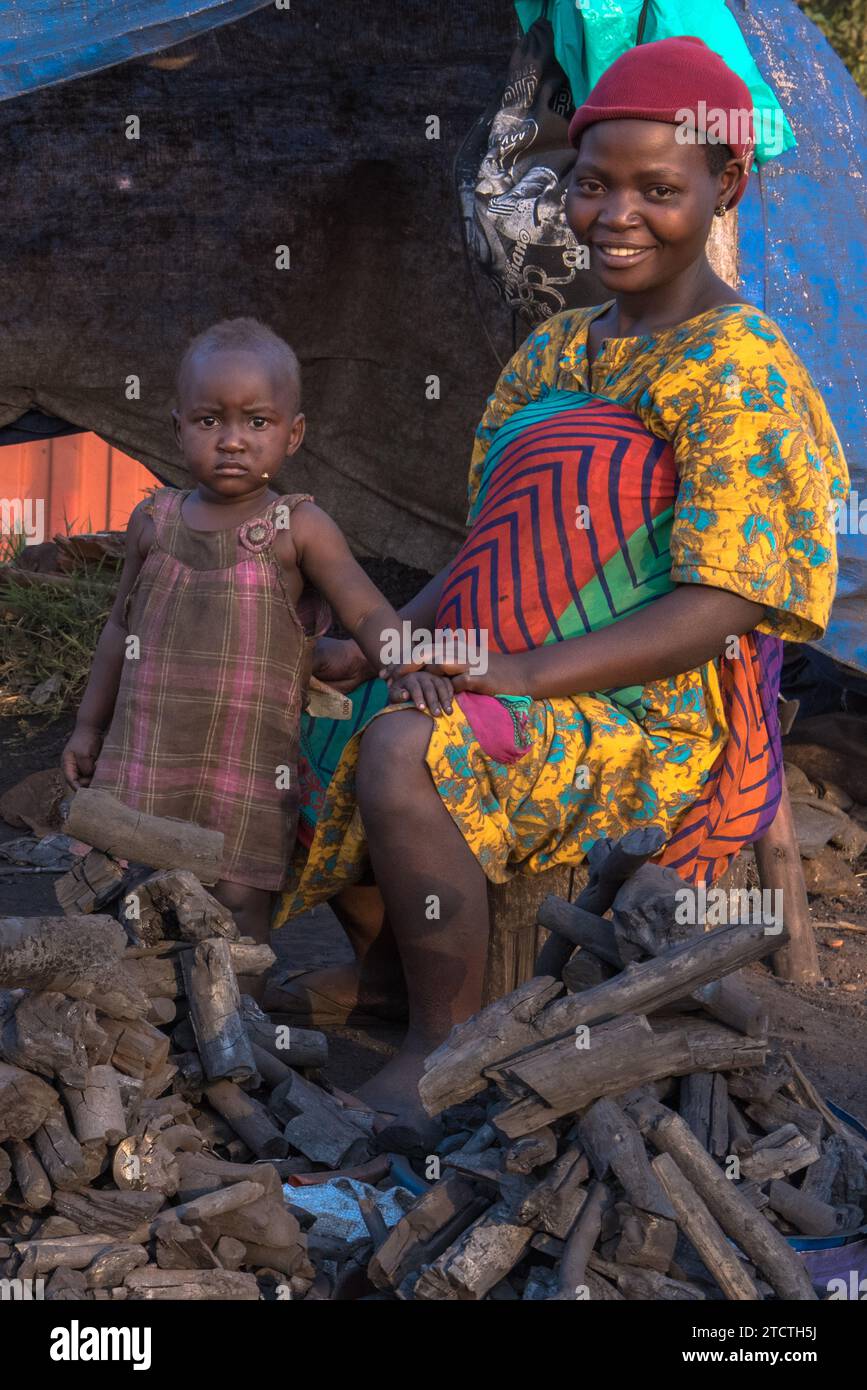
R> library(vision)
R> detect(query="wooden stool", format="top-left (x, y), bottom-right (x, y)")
top-left (483, 774), bottom-right (818, 1003)
top-left (484, 863), bottom-right (586, 1005)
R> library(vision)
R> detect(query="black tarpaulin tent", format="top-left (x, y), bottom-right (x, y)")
top-left (0, 0), bottom-right (517, 567)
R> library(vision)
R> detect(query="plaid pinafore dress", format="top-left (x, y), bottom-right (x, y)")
top-left (91, 488), bottom-right (329, 890)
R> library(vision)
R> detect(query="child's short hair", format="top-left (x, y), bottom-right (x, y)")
top-left (177, 317), bottom-right (301, 410)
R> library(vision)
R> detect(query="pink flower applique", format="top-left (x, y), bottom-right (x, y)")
top-left (239, 516), bottom-right (275, 553)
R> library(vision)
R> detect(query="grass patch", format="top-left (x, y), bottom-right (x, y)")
top-left (0, 562), bottom-right (114, 717)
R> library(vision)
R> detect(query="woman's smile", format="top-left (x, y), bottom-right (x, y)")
top-left (593, 242), bottom-right (656, 269)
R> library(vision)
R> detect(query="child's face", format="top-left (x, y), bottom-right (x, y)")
top-left (172, 348), bottom-right (304, 497)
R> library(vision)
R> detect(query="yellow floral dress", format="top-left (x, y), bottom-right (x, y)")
top-left (274, 302), bottom-right (847, 924)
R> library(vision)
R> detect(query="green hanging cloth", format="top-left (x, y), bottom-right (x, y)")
top-left (513, 0), bottom-right (796, 165)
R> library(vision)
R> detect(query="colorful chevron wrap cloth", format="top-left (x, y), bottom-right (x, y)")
top-left (282, 388), bottom-right (786, 923)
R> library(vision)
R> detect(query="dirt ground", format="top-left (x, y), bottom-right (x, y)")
top-left (2, 708), bottom-right (866, 1124)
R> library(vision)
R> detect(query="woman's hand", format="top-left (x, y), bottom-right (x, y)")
top-left (423, 652), bottom-right (530, 696)
top-left (61, 724), bottom-right (104, 791)
top-left (311, 636), bottom-right (375, 693)
top-left (385, 668), bottom-right (455, 715)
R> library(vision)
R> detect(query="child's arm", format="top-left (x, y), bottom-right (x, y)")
top-left (287, 502), bottom-right (454, 710)
top-left (61, 502), bottom-right (153, 788)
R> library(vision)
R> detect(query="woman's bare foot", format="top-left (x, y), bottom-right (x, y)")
top-left (354, 1035), bottom-right (443, 1148)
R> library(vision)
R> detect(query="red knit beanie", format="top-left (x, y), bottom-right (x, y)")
top-left (567, 36), bottom-right (755, 207)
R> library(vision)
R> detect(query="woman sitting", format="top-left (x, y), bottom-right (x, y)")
top-left (272, 37), bottom-right (848, 1135)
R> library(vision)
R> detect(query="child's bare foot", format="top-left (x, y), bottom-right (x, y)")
top-left (262, 961), bottom-right (408, 1024)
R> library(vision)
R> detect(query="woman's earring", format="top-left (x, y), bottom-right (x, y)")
top-left (715, 203), bottom-right (727, 218)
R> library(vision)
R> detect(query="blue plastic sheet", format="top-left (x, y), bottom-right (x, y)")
top-left (733, 0), bottom-right (867, 676)
top-left (0, 0), bottom-right (272, 101)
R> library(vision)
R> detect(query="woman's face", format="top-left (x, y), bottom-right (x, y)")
top-left (564, 119), bottom-right (741, 293)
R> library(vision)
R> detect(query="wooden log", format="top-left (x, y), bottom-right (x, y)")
top-left (7, 1138), bottom-right (52, 1209)
top-left (557, 1180), bottom-right (608, 1299)
top-left (44, 1268), bottom-right (89, 1301)
top-left (84, 1244), bottom-right (149, 1288)
top-left (745, 1096), bottom-right (823, 1150)
top-left (536, 897), bottom-right (623, 968)
top-left (562, 949), bottom-right (616, 993)
top-left (204, 1080), bottom-right (289, 1159)
top-left (503, 1128), bottom-right (557, 1175)
top-left (269, 1071), bottom-right (372, 1167)
top-left (64, 788), bottom-right (224, 885)
top-left (539, 923), bottom-right (779, 1037)
top-left (190, 1105), bottom-right (250, 1162)
top-left (609, 863), bottom-right (693, 955)
top-left (738, 1131), bottom-right (820, 1184)
top-left (54, 1189), bottom-right (165, 1236)
top-left (766, 1179), bottom-right (854, 1238)
top-left (112, 1134), bottom-right (180, 1195)
top-left (241, 1242), bottom-right (314, 1281)
top-left (709, 1074), bottom-right (729, 1160)
top-left (412, 1202), bottom-right (533, 1301)
top-left (753, 782), bottom-right (820, 984)
top-left (534, 827), bottom-right (666, 978)
top-left (173, 1151), bottom-right (304, 1252)
top-left (155, 1224), bottom-right (220, 1270)
top-left (228, 943), bottom-right (275, 977)
top-left (146, 998), bottom-right (177, 1027)
top-left (32, 1108), bottom-right (105, 1191)
top-left (693, 974), bottom-right (769, 1038)
top-left (679, 1072), bottom-right (714, 1151)
top-left (799, 1138), bottom-right (842, 1204)
top-left (419, 976), bottom-right (563, 1115)
top-left (140, 1060), bottom-right (177, 1101)
top-left (98, 1017), bottom-right (170, 1081)
top-left (248, 1042), bottom-right (292, 1089)
top-left (123, 954), bottom-right (182, 1000)
top-left (515, 1146), bottom-right (590, 1239)
top-left (423, 923), bottom-right (774, 1120)
top-left (651, 1152), bottom-right (760, 1301)
top-left (727, 1097), bottom-right (752, 1149)
top-left (124, 1267), bottom-right (259, 1299)
top-left (0, 991), bottom-right (106, 1087)
top-left (240, 1005), bottom-right (328, 1070)
top-left (577, 1098), bottom-right (674, 1219)
top-left (61, 1065), bottom-right (127, 1147)
top-left (15, 1234), bottom-right (118, 1274)
top-left (602, 1202), bottom-right (677, 1273)
top-left (727, 1056), bottom-right (793, 1104)
top-left (588, 1253), bottom-right (706, 1301)
top-left (35, 1217), bottom-right (81, 1239)
top-left (121, 869), bottom-right (238, 945)
top-left (181, 938), bottom-right (256, 1083)
top-left (55, 850), bottom-right (127, 916)
top-left (491, 1015), bottom-right (766, 1139)
top-left (634, 1102), bottom-right (817, 1300)
top-left (0, 914), bottom-right (126, 991)
top-left (213, 1236), bottom-right (246, 1271)
top-left (0, 1062), bottom-right (58, 1141)
top-left (139, 1180), bottom-right (265, 1242)
top-left (484, 864), bottom-right (578, 1006)
top-left (368, 1175), bottom-right (489, 1291)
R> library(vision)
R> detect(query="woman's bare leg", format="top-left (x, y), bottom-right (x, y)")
top-left (210, 880), bottom-right (274, 1003)
top-left (353, 710), bottom-right (490, 1121)
top-left (263, 881), bottom-right (407, 1015)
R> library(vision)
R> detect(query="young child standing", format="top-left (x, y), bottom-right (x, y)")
top-left (62, 318), bottom-right (426, 989)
